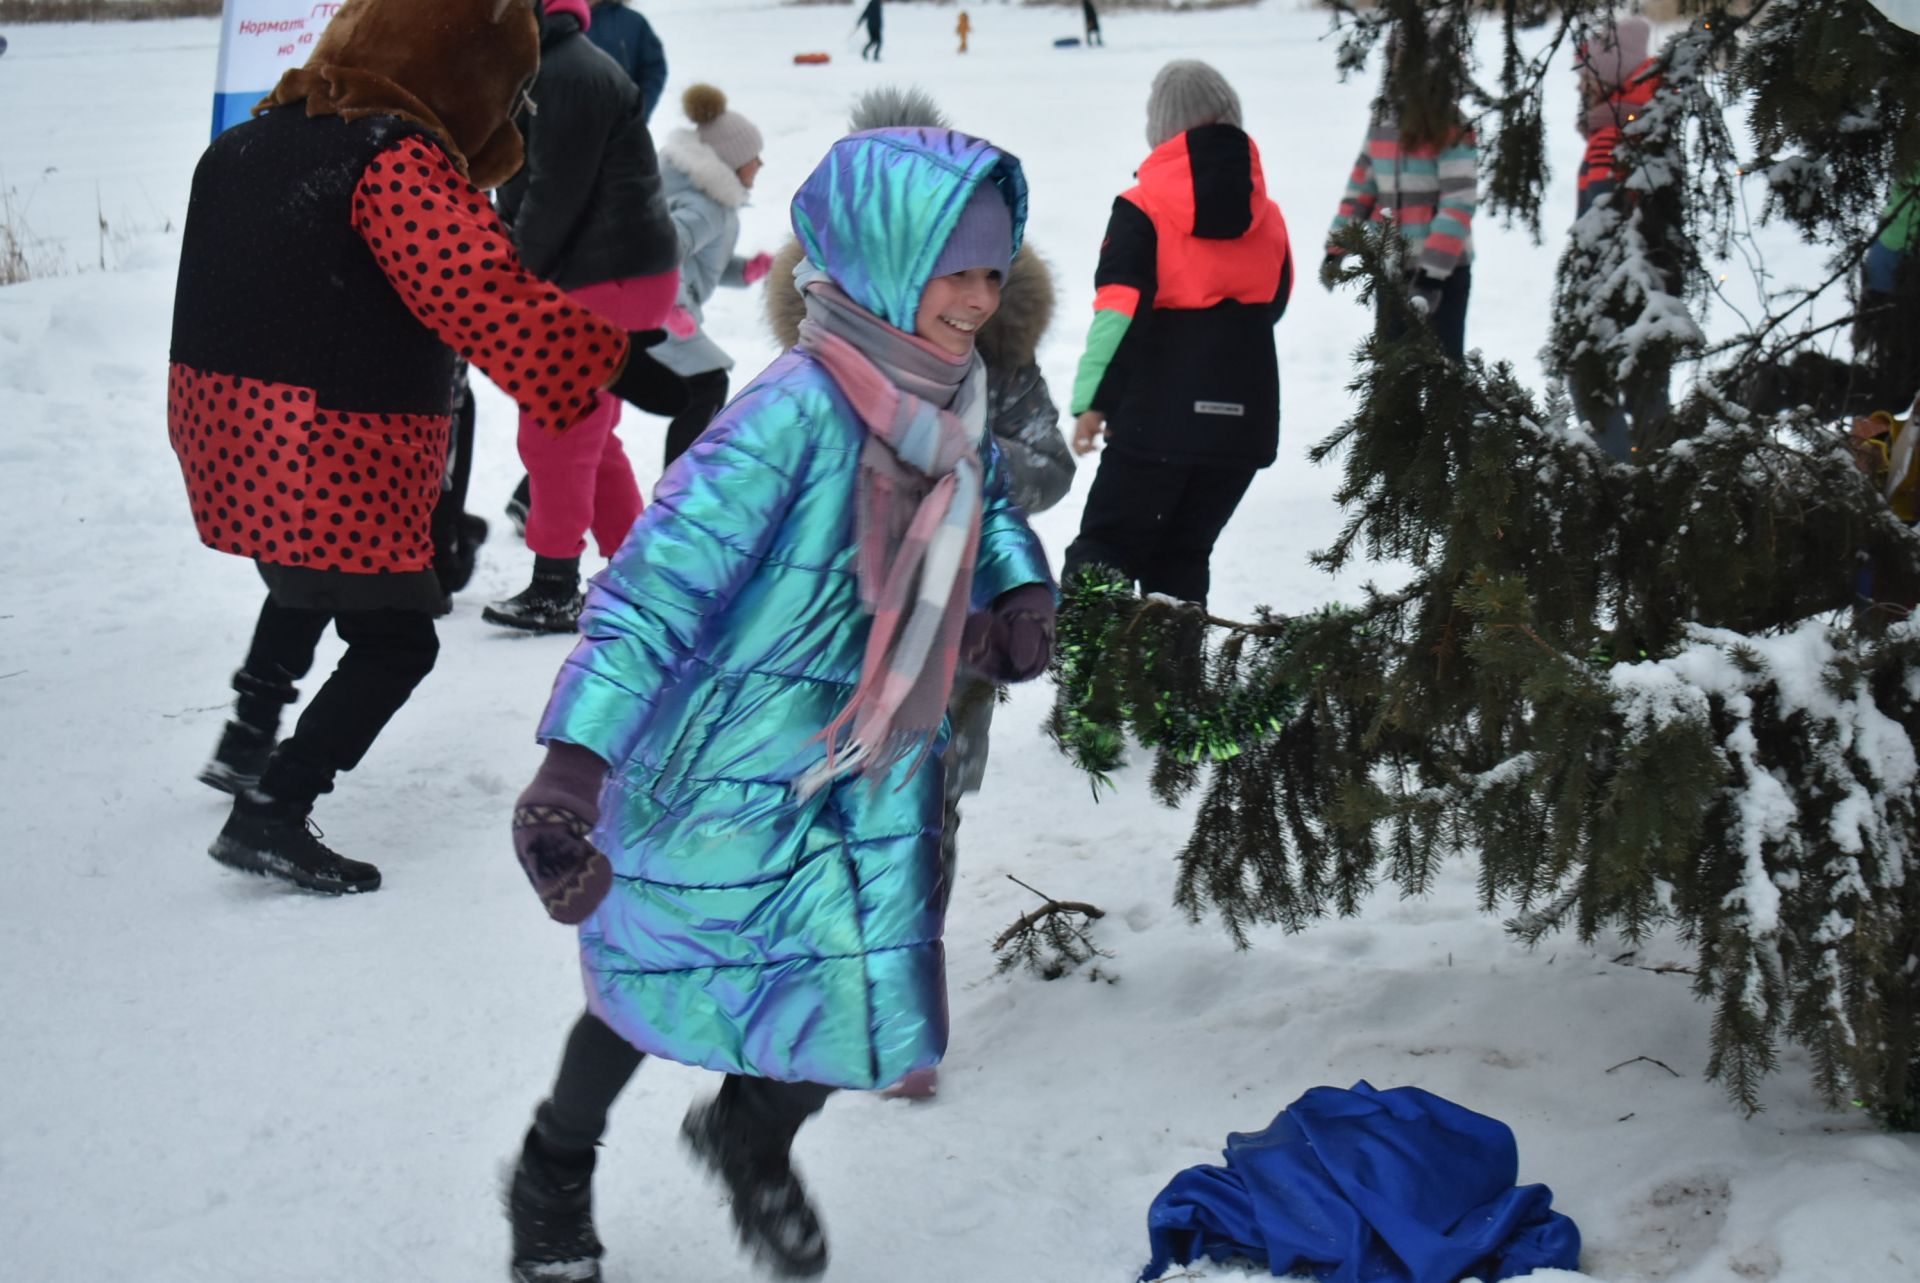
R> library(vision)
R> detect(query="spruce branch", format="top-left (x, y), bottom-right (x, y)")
top-left (992, 877), bottom-right (1107, 950)
top-left (1052, 0), bottom-right (1920, 1127)
top-left (992, 875), bottom-right (1110, 981)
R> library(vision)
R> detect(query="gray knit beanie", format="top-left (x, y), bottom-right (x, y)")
top-left (1575, 16), bottom-right (1653, 90)
top-left (928, 180), bottom-right (1014, 280)
top-left (683, 84), bottom-right (763, 171)
top-left (1145, 60), bottom-right (1243, 149)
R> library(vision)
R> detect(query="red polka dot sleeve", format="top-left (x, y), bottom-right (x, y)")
top-left (351, 136), bottom-right (628, 436)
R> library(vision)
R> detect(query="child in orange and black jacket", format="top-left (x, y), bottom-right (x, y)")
top-left (1063, 60), bottom-right (1293, 608)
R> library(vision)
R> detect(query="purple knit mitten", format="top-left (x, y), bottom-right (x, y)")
top-left (512, 742), bottom-right (613, 925)
top-left (962, 582), bottom-right (1056, 684)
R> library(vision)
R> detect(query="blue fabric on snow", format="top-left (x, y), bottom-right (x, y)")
top-left (1142, 1081), bottom-right (1581, 1283)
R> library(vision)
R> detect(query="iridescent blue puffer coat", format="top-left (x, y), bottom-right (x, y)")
top-left (536, 128), bottom-right (1051, 1091)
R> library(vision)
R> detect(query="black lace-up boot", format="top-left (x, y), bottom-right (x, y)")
top-left (197, 720), bottom-right (276, 795)
top-left (681, 1091), bottom-right (829, 1278)
top-left (506, 1128), bottom-right (603, 1283)
top-left (208, 790), bottom-right (380, 894)
top-left (199, 665), bottom-right (299, 794)
top-left (483, 555), bottom-right (585, 634)
top-left (506, 474), bottom-right (531, 540)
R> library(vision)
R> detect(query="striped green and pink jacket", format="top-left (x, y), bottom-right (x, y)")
top-left (1327, 123), bottom-right (1478, 279)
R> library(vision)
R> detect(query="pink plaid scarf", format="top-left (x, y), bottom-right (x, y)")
top-left (792, 279), bottom-right (986, 798)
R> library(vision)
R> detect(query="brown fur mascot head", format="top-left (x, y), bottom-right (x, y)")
top-left (257, 0), bottom-right (541, 190)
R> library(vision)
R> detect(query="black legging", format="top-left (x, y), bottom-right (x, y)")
top-left (535, 1012), bottom-right (834, 1160)
top-left (1063, 448), bottom-right (1259, 606)
top-left (1380, 264), bottom-right (1472, 363)
top-left (236, 596), bottom-right (439, 809)
top-left (662, 370), bottom-right (731, 468)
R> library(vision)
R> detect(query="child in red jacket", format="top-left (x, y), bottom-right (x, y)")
top-left (1566, 15), bottom-right (1673, 459)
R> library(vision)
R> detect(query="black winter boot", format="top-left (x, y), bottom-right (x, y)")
top-left (201, 664), bottom-right (301, 794)
top-left (432, 510), bottom-right (491, 615)
top-left (208, 790), bottom-right (381, 894)
top-left (483, 556), bottom-right (584, 634)
top-left (681, 1098), bottom-right (829, 1279)
top-left (197, 720), bottom-right (276, 795)
top-left (507, 1128), bottom-right (604, 1283)
top-left (506, 475), bottom-right (532, 540)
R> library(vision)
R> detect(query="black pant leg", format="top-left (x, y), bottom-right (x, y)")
top-left (663, 370), bottom-right (731, 468)
top-left (1379, 265), bottom-right (1470, 363)
top-left (261, 607), bottom-right (439, 807)
top-left (234, 596), bottom-right (332, 731)
top-left (1430, 264), bottom-right (1471, 363)
top-left (534, 1012), bottom-right (647, 1159)
top-left (1063, 448), bottom-right (1189, 590)
top-left (445, 372), bottom-right (477, 515)
top-left (717, 1073), bottom-right (835, 1158)
top-left (1135, 462), bottom-right (1258, 606)
top-left (429, 375), bottom-right (483, 597)
top-left (936, 676), bottom-right (995, 915)
top-left (1625, 350), bottom-right (1673, 452)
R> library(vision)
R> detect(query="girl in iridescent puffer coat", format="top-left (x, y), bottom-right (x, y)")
top-left (765, 92), bottom-right (1075, 1103)
top-left (500, 127), bottom-right (1053, 1283)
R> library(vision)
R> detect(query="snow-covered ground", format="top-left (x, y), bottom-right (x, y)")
top-left (2, 3), bottom-right (1916, 1281)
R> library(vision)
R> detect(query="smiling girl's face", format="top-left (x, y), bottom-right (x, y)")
top-left (914, 267), bottom-right (1003, 358)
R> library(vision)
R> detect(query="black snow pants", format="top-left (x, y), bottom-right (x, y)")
top-left (234, 596), bottom-right (439, 810)
top-left (662, 370), bottom-right (731, 468)
top-left (534, 1012), bottom-right (835, 1160)
top-left (1063, 446), bottom-right (1259, 606)
top-left (1380, 264), bottom-right (1471, 363)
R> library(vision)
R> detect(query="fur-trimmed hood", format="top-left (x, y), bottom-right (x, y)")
top-left (257, 0), bottom-right (540, 190)
top-left (766, 85), bottom-right (1053, 366)
top-left (659, 129), bottom-right (751, 209)
top-left (764, 236), bottom-right (1054, 370)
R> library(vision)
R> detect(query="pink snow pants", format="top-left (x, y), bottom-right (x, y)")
top-left (518, 270), bottom-right (679, 559)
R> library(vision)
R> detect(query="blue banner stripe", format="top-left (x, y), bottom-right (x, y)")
top-left (212, 90), bottom-right (270, 140)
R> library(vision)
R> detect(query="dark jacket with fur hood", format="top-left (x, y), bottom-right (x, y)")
top-left (766, 238), bottom-right (1074, 516)
top-left (495, 3), bottom-right (677, 289)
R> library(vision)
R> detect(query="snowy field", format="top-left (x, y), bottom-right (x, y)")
top-left (3, 3), bottom-right (1918, 1281)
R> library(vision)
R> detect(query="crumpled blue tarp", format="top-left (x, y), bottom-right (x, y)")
top-left (1142, 1081), bottom-right (1582, 1283)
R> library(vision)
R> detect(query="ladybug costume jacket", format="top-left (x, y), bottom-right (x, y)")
top-left (168, 107), bottom-right (626, 609)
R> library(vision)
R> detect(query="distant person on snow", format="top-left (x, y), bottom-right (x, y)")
top-left (957, 10), bottom-right (971, 54)
top-left (173, 0), bottom-right (686, 896)
top-left (654, 84), bottom-right (773, 466)
top-left (486, 0), bottom-right (683, 635)
top-left (1322, 24), bottom-right (1479, 362)
top-left (1084, 0), bottom-right (1103, 47)
top-left (1063, 60), bottom-right (1294, 608)
top-left (1565, 14), bottom-right (1672, 459)
top-left (764, 85), bottom-right (1076, 1099)
top-left (1859, 166), bottom-right (1920, 412)
top-left (500, 127), bottom-right (1053, 1283)
top-left (585, 0), bottom-right (667, 120)
top-left (859, 0), bottom-right (884, 61)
